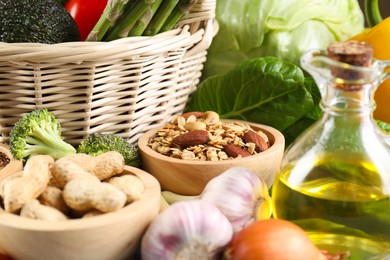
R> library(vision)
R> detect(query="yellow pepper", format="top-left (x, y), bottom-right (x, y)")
top-left (350, 0), bottom-right (390, 122)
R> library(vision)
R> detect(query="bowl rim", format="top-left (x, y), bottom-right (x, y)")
top-left (0, 166), bottom-right (161, 231)
top-left (0, 144), bottom-right (23, 184)
top-left (0, 144), bottom-right (12, 160)
top-left (138, 120), bottom-right (285, 165)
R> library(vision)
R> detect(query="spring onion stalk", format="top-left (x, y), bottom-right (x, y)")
top-left (86, 0), bottom-right (131, 41)
top-left (160, 0), bottom-right (197, 32)
top-left (365, 0), bottom-right (383, 27)
top-left (143, 0), bottom-right (180, 36)
top-left (104, 0), bottom-right (155, 41)
top-left (127, 0), bottom-right (164, 36)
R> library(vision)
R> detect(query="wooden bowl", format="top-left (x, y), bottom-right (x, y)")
top-left (0, 143), bottom-right (23, 183)
top-left (138, 121), bottom-right (285, 195)
top-left (0, 166), bottom-right (161, 260)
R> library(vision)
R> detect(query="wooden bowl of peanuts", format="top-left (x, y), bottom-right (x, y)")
top-left (0, 151), bottom-right (161, 260)
top-left (138, 111), bottom-right (285, 195)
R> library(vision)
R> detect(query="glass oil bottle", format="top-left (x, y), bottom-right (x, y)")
top-left (272, 41), bottom-right (390, 259)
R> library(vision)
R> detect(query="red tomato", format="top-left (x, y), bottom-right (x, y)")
top-left (65, 0), bottom-right (107, 41)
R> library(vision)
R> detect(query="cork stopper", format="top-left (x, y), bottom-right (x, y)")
top-left (327, 41), bottom-right (374, 91)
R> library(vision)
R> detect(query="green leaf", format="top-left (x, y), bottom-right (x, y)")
top-left (186, 57), bottom-right (320, 139)
top-left (281, 118), bottom-right (317, 147)
top-left (301, 76), bottom-right (322, 120)
top-left (376, 120), bottom-right (390, 134)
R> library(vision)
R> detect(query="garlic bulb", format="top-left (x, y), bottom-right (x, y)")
top-left (162, 167), bottom-right (272, 233)
top-left (201, 167), bottom-right (271, 232)
top-left (141, 200), bottom-right (233, 260)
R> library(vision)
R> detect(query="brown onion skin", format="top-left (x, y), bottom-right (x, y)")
top-left (0, 253), bottom-right (10, 260)
top-left (226, 219), bottom-right (326, 260)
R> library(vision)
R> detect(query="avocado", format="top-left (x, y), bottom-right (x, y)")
top-left (0, 0), bottom-right (80, 44)
top-left (55, 0), bottom-right (69, 5)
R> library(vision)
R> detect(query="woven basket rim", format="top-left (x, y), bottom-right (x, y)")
top-left (0, 26), bottom-right (186, 49)
top-left (0, 0), bottom-right (216, 49)
top-left (0, 0), bottom-right (216, 63)
top-left (0, 25), bottom-right (212, 63)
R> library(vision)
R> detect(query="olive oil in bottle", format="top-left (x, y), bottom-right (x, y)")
top-left (272, 41), bottom-right (390, 259)
top-left (273, 156), bottom-right (390, 259)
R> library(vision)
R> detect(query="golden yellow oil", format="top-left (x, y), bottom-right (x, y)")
top-left (272, 157), bottom-right (390, 260)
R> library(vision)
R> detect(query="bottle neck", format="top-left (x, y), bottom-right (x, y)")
top-left (321, 82), bottom-right (376, 116)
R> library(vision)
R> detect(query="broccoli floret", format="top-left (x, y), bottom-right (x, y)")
top-left (9, 108), bottom-right (76, 161)
top-left (77, 133), bottom-right (141, 168)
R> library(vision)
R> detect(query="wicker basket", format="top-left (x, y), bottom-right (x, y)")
top-left (0, 0), bottom-right (216, 146)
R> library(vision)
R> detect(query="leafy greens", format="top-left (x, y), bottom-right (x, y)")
top-left (377, 120), bottom-right (390, 135)
top-left (186, 57), bottom-right (321, 146)
top-left (202, 0), bottom-right (365, 80)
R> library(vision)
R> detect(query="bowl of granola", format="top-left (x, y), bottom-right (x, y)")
top-left (137, 111), bottom-right (285, 195)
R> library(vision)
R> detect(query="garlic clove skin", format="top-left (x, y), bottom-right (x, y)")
top-left (256, 179), bottom-right (272, 220)
top-left (200, 167), bottom-right (272, 232)
top-left (141, 200), bottom-right (233, 260)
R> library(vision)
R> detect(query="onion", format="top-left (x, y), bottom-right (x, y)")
top-left (0, 252), bottom-right (9, 260)
top-left (226, 219), bottom-right (326, 260)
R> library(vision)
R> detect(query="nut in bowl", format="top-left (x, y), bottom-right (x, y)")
top-left (138, 111), bottom-right (285, 196)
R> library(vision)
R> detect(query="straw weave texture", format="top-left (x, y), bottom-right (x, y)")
top-left (0, 0), bottom-right (216, 145)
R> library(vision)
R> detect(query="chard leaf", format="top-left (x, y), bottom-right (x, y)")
top-left (376, 120), bottom-right (390, 134)
top-left (281, 118), bottom-right (317, 147)
top-left (301, 76), bottom-right (322, 121)
top-left (186, 57), bottom-right (320, 136)
top-left (280, 77), bottom-right (322, 145)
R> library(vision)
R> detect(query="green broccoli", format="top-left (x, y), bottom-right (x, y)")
top-left (77, 133), bottom-right (141, 168)
top-left (9, 108), bottom-right (76, 161)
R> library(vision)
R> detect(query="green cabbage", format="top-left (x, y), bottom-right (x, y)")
top-left (203, 0), bottom-right (365, 79)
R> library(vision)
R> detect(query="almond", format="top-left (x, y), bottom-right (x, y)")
top-left (181, 111), bottom-right (205, 120)
top-left (172, 130), bottom-right (210, 147)
top-left (243, 130), bottom-right (269, 152)
top-left (223, 144), bottom-right (251, 158)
